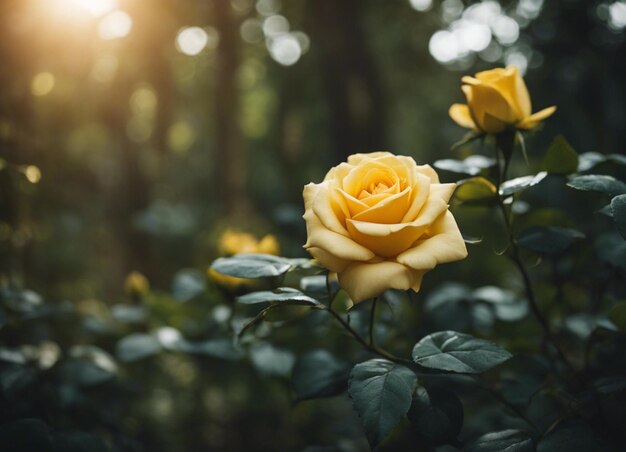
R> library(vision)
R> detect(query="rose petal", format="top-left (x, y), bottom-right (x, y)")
top-left (517, 106), bottom-right (557, 130)
top-left (345, 184), bottom-right (456, 257)
top-left (462, 82), bottom-right (516, 133)
top-left (402, 173), bottom-right (432, 222)
top-left (353, 186), bottom-right (412, 224)
top-left (449, 104), bottom-right (477, 130)
top-left (415, 164), bottom-right (440, 184)
top-left (308, 247), bottom-right (349, 272)
top-left (397, 211), bottom-right (468, 270)
top-left (347, 151), bottom-right (394, 165)
top-left (310, 182), bottom-right (350, 236)
top-left (475, 66), bottom-right (531, 119)
top-left (338, 261), bottom-right (424, 303)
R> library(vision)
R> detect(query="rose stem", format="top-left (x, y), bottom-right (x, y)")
top-left (324, 274), bottom-right (410, 365)
top-left (494, 139), bottom-right (577, 376)
top-left (368, 297), bottom-right (378, 347)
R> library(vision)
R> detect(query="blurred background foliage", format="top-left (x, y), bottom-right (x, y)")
top-left (1, 0), bottom-right (626, 451)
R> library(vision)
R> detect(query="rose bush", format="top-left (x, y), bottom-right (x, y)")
top-left (449, 66), bottom-right (556, 134)
top-left (303, 151), bottom-right (467, 303)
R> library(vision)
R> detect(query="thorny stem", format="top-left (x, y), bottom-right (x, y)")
top-left (369, 297), bottom-right (378, 347)
top-left (322, 274), bottom-right (548, 426)
top-left (324, 274), bottom-right (412, 366)
top-left (494, 141), bottom-right (577, 376)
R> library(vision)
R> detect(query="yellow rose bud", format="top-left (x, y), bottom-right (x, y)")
top-left (210, 230), bottom-right (281, 289)
top-left (449, 66), bottom-right (556, 134)
top-left (124, 271), bottom-right (150, 300)
top-left (217, 229), bottom-right (281, 256)
top-left (303, 151), bottom-right (467, 304)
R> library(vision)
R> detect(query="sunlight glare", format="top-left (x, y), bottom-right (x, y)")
top-left (69, 0), bottom-right (118, 17)
top-left (98, 10), bottom-right (133, 40)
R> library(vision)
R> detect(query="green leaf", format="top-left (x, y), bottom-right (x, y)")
top-left (566, 174), bottom-right (626, 196)
top-left (412, 331), bottom-right (512, 373)
top-left (517, 226), bottom-right (585, 255)
top-left (608, 303), bottom-right (626, 332)
top-left (348, 359), bottom-right (417, 448)
top-left (292, 350), bottom-right (350, 400)
top-left (210, 254), bottom-right (292, 279)
top-left (595, 234), bottom-right (626, 269)
top-left (0, 419), bottom-right (54, 451)
top-left (454, 177), bottom-right (497, 202)
top-left (116, 333), bottom-right (162, 363)
top-left (578, 152), bottom-right (626, 171)
top-left (0, 365), bottom-right (38, 396)
top-left (542, 135), bottom-right (578, 175)
top-left (593, 376), bottom-right (626, 395)
top-left (610, 194), bottom-right (626, 240)
top-left (434, 155), bottom-right (496, 176)
top-left (463, 430), bottom-right (533, 452)
top-left (250, 342), bottom-right (295, 377)
top-left (407, 386), bottom-right (463, 445)
top-left (499, 172), bottom-right (547, 197)
top-left (537, 419), bottom-right (602, 452)
top-left (171, 269), bottom-right (205, 302)
top-left (237, 287), bottom-right (321, 306)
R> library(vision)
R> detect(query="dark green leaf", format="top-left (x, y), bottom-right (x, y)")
top-left (434, 156), bottom-right (496, 176)
top-left (595, 234), bottom-right (626, 269)
top-left (348, 359), bottom-right (417, 448)
top-left (292, 350), bottom-right (350, 400)
top-left (0, 419), bottom-right (54, 451)
top-left (472, 286), bottom-right (528, 322)
top-left (593, 376), bottom-right (626, 395)
top-left (52, 432), bottom-right (110, 452)
top-left (610, 194), bottom-right (626, 240)
top-left (250, 342), bottom-right (295, 377)
top-left (412, 331), bottom-right (512, 373)
top-left (58, 360), bottom-right (115, 387)
top-left (171, 268), bottom-right (205, 302)
top-left (537, 419), bottom-right (602, 452)
top-left (463, 429), bottom-right (533, 452)
top-left (517, 226), bottom-right (585, 255)
top-left (211, 253), bottom-right (292, 279)
top-left (0, 365), bottom-right (38, 396)
top-left (499, 172), bottom-right (547, 197)
top-left (407, 386), bottom-right (463, 445)
top-left (237, 287), bottom-right (321, 306)
top-left (608, 303), bottom-right (626, 332)
top-left (566, 174), bottom-right (626, 196)
top-left (111, 305), bottom-right (147, 323)
top-left (116, 333), bottom-right (162, 362)
top-left (542, 135), bottom-right (578, 175)
top-left (578, 152), bottom-right (626, 171)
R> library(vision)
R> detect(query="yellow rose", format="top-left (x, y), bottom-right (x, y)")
top-left (218, 229), bottom-right (280, 256)
top-left (449, 66), bottom-right (556, 134)
top-left (209, 230), bottom-right (280, 289)
top-left (303, 152), bottom-right (467, 303)
top-left (124, 271), bottom-right (150, 300)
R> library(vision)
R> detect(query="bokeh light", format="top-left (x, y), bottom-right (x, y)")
top-left (177, 27), bottom-right (218, 56)
top-left (609, 1), bottom-right (626, 29)
top-left (31, 72), bottom-right (55, 96)
top-left (409, 0), bottom-right (433, 12)
top-left (98, 10), bottom-right (132, 40)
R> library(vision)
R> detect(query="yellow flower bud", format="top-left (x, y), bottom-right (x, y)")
top-left (449, 66), bottom-right (556, 134)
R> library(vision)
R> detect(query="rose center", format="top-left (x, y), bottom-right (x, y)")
top-left (358, 181), bottom-right (391, 200)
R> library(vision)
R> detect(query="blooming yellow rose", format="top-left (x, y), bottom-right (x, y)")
top-left (209, 229), bottom-right (280, 289)
top-left (303, 152), bottom-right (467, 303)
top-left (449, 66), bottom-right (556, 134)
